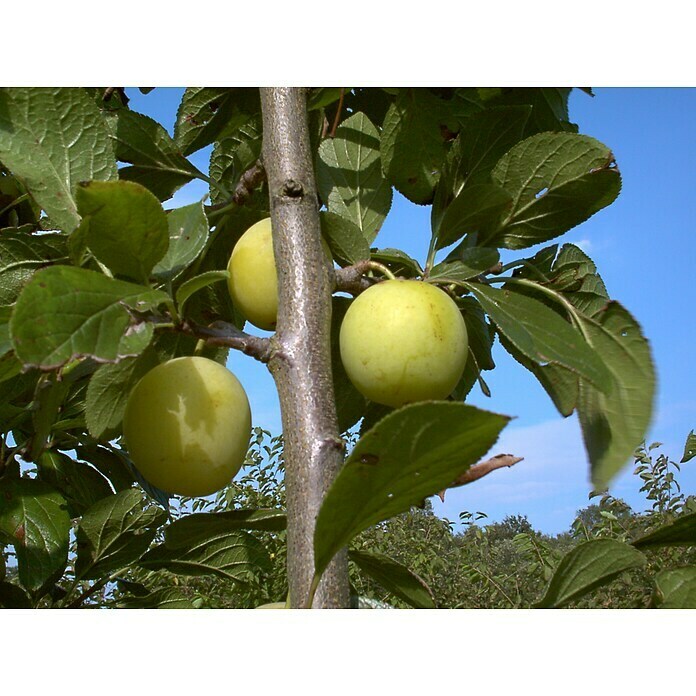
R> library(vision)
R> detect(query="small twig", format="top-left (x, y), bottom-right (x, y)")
top-left (207, 159), bottom-right (266, 215)
top-left (321, 116), bottom-right (330, 139)
top-left (179, 320), bottom-right (272, 363)
top-left (333, 260), bottom-right (397, 295)
top-left (333, 264), bottom-right (377, 295)
top-left (102, 87), bottom-right (129, 106)
top-left (438, 454), bottom-right (524, 502)
top-left (328, 88), bottom-right (346, 138)
top-left (66, 577), bottom-right (110, 609)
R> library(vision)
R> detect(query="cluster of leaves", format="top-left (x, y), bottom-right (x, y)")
top-left (0, 87), bottom-right (657, 607)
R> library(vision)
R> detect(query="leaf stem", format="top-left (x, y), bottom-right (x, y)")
top-left (498, 259), bottom-right (552, 283)
top-left (197, 173), bottom-right (232, 200)
top-left (0, 193), bottom-right (30, 219)
top-left (328, 88), bottom-right (346, 138)
top-left (485, 276), bottom-right (593, 343)
top-left (424, 235), bottom-right (438, 275)
top-left (304, 574), bottom-right (321, 609)
top-left (364, 261), bottom-right (397, 281)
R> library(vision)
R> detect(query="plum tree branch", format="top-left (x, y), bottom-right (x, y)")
top-left (178, 320), bottom-right (272, 362)
top-left (332, 260), bottom-right (393, 295)
top-left (260, 87), bottom-right (350, 609)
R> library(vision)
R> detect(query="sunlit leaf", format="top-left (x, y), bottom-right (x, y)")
top-left (576, 302), bottom-right (656, 489)
top-left (0, 87), bottom-right (117, 232)
top-left (76, 488), bottom-right (167, 580)
top-left (314, 402), bottom-right (509, 577)
top-left (10, 266), bottom-right (169, 369)
top-left (535, 539), bottom-right (646, 608)
top-left (317, 112), bottom-right (392, 242)
top-left (0, 478), bottom-right (70, 594)
top-left (76, 180), bottom-right (169, 282)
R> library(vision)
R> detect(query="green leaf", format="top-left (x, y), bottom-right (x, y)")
top-left (10, 266), bottom-right (169, 369)
top-left (163, 509), bottom-right (287, 548)
top-left (349, 549), bottom-right (436, 608)
top-left (104, 108), bottom-right (203, 200)
top-left (447, 105), bottom-right (532, 190)
top-left (535, 539), bottom-right (646, 608)
top-left (632, 511), bottom-right (696, 549)
top-left (85, 349), bottom-right (160, 440)
top-left (432, 105), bottom-right (531, 235)
top-left (0, 581), bottom-right (32, 608)
top-left (0, 352), bottom-right (21, 384)
top-left (370, 248), bottom-right (423, 278)
top-left (576, 302), bottom-right (656, 490)
top-left (308, 87), bottom-right (346, 111)
top-left (316, 111), bottom-right (392, 242)
top-left (465, 283), bottom-right (612, 392)
top-left (27, 374), bottom-right (70, 460)
top-left (0, 173), bottom-right (41, 229)
top-left (76, 180), bottom-right (169, 282)
top-left (0, 88), bottom-right (117, 233)
top-left (681, 431), bottom-right (696, 463)
top-left (544, 244), bottom-right (610, 316)
top-left (653, 568), bottom-right (696, 608)
top-left (484, 88), bottom-right (576, 136)
top-left (0, 231), bottom-right (68, 305)
top-left (152, 201), bottom-right (209, 281)
top-left (175, 270), bottom-right (230, 315)
top-left (119, 167), bottom-right (193, 203)
top-left (508, 243), bottom-right (610, 318)
top-left (174, 88), bottom-right (260, 156)
top-left (428, 248), bottom-right (500, 284)
top-left (451, 297), bottom-right (495, 401)
top-left (209, 114), bottom-right (262, 206)
top-left (500, 335), bottom-right (578, 417)
top-left (314, 402), bottom-right (510, 577)
top-left (0, 477), bottom-right (70, 594)
top-left (75, 444), bottom-right (136, 493)
top-left (37, 450), bottom-right (114, 518)
top-left (118, 587), bottom-right (198, 609)
top-left (0, 320), bottom-right (12, 357)
top-left (76, 488), bottom-right (167, 580)
top-left (320, 211), bottom-right (370, 266)
top-left (140, 529), bottom-right (271, 583)
top-left (435, 183), bottom-right (512, 250)
top-left (486, 132), bottom-right (621, 249)
top-left (380, 90), bottom-right (454, 204)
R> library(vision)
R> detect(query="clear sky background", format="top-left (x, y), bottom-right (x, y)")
top-left (128, 87), bottom-right (695, 534)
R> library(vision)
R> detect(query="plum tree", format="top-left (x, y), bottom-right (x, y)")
top-left (0, 87), bottom-right (657, 612)
top-left (122, 356), bottom-right (252, 497)
top-left (339, 280), bottom-right (469, 407)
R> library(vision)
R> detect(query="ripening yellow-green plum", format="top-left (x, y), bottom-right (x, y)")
top-left (122, 356), bottom-right (252, 497)
top-left (339, 280), bottom-right (468, 408)
top-left (227, 217), bottom-right (333, 331)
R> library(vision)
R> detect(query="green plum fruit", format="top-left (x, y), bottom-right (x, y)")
top-left (339, 280), bottom-right (468, 407)
top-left (123, 356), bottom-right (252, 497)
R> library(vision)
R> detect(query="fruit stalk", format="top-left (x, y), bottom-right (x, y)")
top-left (259, 87), bottom-right (350, 608)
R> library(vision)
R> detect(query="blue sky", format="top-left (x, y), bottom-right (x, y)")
top-left (128, 87), bottom-right (696, 534)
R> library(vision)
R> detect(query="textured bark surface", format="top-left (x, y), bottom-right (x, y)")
top-left (260, 88), bottom-right (350, 608)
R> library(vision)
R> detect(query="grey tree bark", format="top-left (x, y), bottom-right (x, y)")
top-left (260, 87), bottom-right (350, 608)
